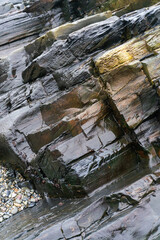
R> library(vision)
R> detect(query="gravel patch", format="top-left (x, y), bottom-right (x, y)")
top-left (0, 166), bottom-right (41, 223)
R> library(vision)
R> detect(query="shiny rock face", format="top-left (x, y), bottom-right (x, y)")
top-left (0, 0), bottom-right (160, 239)
top-left (0, 1), bottom-right (160, 197)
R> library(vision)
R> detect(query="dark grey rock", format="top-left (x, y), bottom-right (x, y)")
top-left (22, 5), bottom-right (160, 88)
top-left (22, 62), bottom-right (47, 83)
top-left (0, 12), bottom-right (46, 46)
top-left (35, 223), bottom-right (64, 240)
top-left (0, 2), bottom-right (159, 199)
top-left (62, 218), bottom-right (81, 239)
top-left (10, 85), bottom-right (28, 112)
top-left (76, 197), bottom-right (108, 229)
top-left (0, 92), bottom-right (10, 117)
top-left (0, 58), bottom-right (9, 84)
top-left (41, 74), bottom-right (59, 95)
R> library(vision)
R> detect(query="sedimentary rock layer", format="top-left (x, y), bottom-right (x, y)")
top-left (0, 1), bottom-right (160, 198)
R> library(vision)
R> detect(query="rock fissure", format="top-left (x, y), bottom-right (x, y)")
top-left (0, 1), bottom-right (160, 238)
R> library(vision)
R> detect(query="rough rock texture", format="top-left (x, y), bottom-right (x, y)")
top-left (33, 170), bottom-right (160, 240)
top-left (0, 1), bottom-right (160, 198)
top-left (0, 0), bottom-right (160, 239)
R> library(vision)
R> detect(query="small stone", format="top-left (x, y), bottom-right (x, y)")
top-left (17, 194), bottom-right (22, 200)
top-left (19, 206), bottom-right (24, 211)
top-left (10, 192), bottom-right (17, 198)
top-left (11, 206), bottom-right (18, 215)
top-left (22, 196), bottom-right (28, 201)
top-left (24, 188), bottom-right (30, 193)
top-left (15, 198), bottom-right (22, 204)
top-left (28, 202), bottom-right (35, 208)
top-left (30, 197), bottom-right (36, 203)
top-left (14, 203), bottom-right (21, 207)
top-left (23, 201), bottom-right (28, 206)
top-left (58, 202), bottom-right (64, 206)
top-left (0, 207), bottom-right (6, 212)
top-left (3, 214), bottom-right (9, 219)
top-left (6, 190), bottom-right (11, 197)
top-left (0, 165), bottom-right (41, 222)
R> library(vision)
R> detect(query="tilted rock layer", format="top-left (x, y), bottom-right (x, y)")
top-left (0, 1), bottom-right (160, 240)
top-left (0, 0), bottom-right (160, 200)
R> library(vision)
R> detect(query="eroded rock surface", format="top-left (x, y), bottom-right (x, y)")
top-left (27, 169), bottom-right (160, 240)
top-left (0, 1), bottom-right (160, 199)
top-left (0, 1), bottom-right (160, 239)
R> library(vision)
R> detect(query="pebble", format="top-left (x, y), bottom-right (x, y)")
top-left (28, 202), bottom-right (35, 208)
top-left (15, 199), bottom-right (22, 204)
top-left (0, 166), bottom-right (41, 223)
top-left (11, 207), bottom-right (18, 215)
top-left (10, 192), bottom-right (17, 198)
top-left (3, 214), bottom-right (9, 219)
top-left (14, 203), bottom-right (21, 207)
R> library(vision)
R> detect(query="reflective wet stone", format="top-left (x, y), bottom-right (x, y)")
top-left (28, 203), bottom-right (35, 208)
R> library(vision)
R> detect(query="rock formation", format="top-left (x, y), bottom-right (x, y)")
top-left (0, 0), bottom-right (160, 239)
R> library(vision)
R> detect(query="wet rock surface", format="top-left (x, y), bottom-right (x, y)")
top-left (0, 0), bottom-right (160, 239)
top-left (0, 165), bottom-right (160, 240)
top-left (0, 2), bottom-right (160, 198)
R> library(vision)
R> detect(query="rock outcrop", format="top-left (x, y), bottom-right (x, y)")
top-left (0, 1), bottom-right (160, 239)
top-left (34, 170), bottom-right (160, 240)
top-left (0, 1), bottom-right (160, 198)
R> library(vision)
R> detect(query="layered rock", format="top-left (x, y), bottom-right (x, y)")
top-left (95, 26), bottom-right (160, 155)
top-left (32, 169), bottom-right (160, 240)
top-left (0, 3), bottom-right (160, 198)
top-left (0, 1), bottom-right (160, 239)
